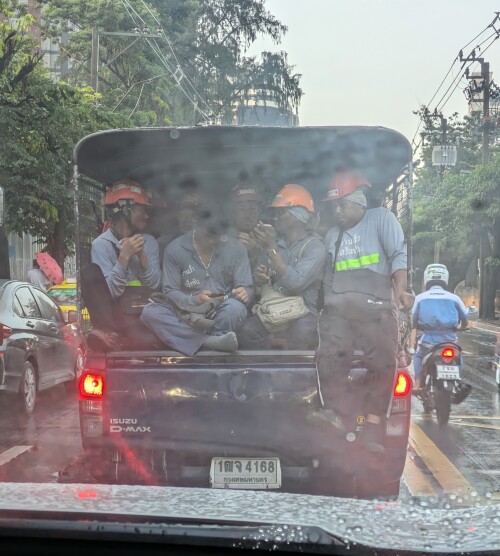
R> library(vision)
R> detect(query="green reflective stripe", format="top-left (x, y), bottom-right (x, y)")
top-left (335, 253), bottom-right (380, 272)
top-left (127, 280), bottom-right (142, 286)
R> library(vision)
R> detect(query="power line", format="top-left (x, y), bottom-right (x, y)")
top-left (117, 0), bottom-right (216, 121)
top-left (411, 14), bottom-right (500, 150)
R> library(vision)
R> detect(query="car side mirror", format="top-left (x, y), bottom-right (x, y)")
top-left (67, 310), bottom-right (78, 324)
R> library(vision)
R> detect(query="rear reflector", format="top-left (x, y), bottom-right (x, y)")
top-left (442, 347), bottom-right (455, 359)
top-left (386, 415), bottom-right (406, 437)
top-left (394, 371), bottom-right (411, 397)
top-left (82, 417), bottom-right (103, 437)
top-left (80, 373), bottom-right (104, 398)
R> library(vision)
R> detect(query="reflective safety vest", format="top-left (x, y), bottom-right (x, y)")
top-left (335, 253), bottom-right (380, 272)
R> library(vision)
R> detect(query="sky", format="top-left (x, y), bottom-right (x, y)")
top-left (248, 0), bottom-right (500, 145)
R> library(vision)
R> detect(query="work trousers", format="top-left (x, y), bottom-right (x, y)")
top-left (316, 307), bottom-right (398, 419)
top-left (141, 298), bottom-right (248, 356)
top-left (238, 313), bottom-right (319, 350)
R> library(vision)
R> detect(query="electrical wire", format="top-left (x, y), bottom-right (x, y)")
top-left (129, 82), bottom-right (146, 117)
top-left (118, 0), bottom-right (216, 121)
top-left (411, 14), bottom-right (500, 151)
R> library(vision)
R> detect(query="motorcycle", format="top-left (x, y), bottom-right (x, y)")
top-left (416, 341), bottom-right (472, 426)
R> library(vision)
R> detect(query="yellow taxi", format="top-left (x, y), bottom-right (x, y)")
top-left (47, 279), bottom-right (90, 322)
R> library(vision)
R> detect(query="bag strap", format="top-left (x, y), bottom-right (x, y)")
top-left (330, 230), bottom-right (344, 284)
top-left (295, 236), bottom-right (317, 264)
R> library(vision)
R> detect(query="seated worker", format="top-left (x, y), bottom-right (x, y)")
top-left (238, 184), bottom-right (326, 350)
top-left (157, 192), bottom-right (199, 263)
top-left (140, 199), bottom-right (253, 356)
top-left (227, 182), bottom-right (263, 268)
top-left (82, 180), bottom-right (162, 351)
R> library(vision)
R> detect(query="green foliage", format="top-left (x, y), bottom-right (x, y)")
top-left (0, 1), bottom-right (130, 262)
top-left (412, 113), bottom-right (500, 292)
top-left (40, 0), bottom-right (302, 125)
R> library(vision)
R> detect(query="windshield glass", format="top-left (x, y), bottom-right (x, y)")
top-left (0, 0), bottom-right (499, 554)
top-left (47, 289), bottom-right (77, 305)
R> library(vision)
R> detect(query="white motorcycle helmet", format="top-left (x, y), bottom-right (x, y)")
top-left (423, 263), bottom-right (449, 289)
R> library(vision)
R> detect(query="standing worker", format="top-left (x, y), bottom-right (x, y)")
top-left (313, 171), bottom-right (414, 453)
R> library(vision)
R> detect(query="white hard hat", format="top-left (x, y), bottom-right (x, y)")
top-left (423, 264), bottom-right (449, 288)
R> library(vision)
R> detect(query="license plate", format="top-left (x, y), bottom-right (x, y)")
top-left (210, 457), bottom-right (281, 489)
top-left (436, 365), bottom-right (460, 380)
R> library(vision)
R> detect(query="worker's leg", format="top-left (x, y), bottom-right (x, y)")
top-left (237, 314), bottom-right (271, 350)
top-left (141, 302), bottom-right (205, 356)
top-left (212, 298), bottom-right (248, 335)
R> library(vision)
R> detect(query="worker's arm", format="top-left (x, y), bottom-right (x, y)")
top-left (393, 269), bottom-right (414, 311)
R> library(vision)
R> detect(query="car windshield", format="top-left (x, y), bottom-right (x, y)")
top-left (1, 1), bottom-right (499, 554)
top-left (47, 289), bottom-right (77, 305)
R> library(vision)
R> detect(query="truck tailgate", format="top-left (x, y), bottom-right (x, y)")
top-left (102, 350), bottom-right (322, 457)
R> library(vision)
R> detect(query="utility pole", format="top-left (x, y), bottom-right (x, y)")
top-left (481, 61), bottom-right (490, 164)
top-left (462, 51), bottom-right (492, 318)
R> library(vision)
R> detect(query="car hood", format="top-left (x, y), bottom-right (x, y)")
top-left (0, 483), bottom-right (498, 553)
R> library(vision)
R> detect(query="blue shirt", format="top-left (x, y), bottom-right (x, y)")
top-left (412, 285), bottom-right (469, 344)
top-left (91, 229), bottom-right (161, 300)
top-left (162, 232), bottom-right (253, 307)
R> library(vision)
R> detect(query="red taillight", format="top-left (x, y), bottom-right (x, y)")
top-left (442, 347), bottom-right (455, 359)
top-left (394, 371), bottom-right (411, 397)
top-left (0, 324), bottom-right (13, 345)
top-left (79, 372), bottom-right (104, 398)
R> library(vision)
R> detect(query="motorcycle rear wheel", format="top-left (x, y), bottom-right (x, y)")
top-left (436, 389), bottom-right (452, 426)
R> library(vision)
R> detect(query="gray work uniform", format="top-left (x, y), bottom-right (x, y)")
top-left (238, 233), bottom-right (326, 349)
top-left (317, 207), bottom-right (407, 420)
top-left (91, 229), bottom-right (161, 300)
top-left (141, 232), bottom-right (253, 355)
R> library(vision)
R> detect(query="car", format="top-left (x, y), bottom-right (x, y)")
top-left (0, 279), bottom-right (86, 413)
top-left (47, 279), bottom-right (90, 321)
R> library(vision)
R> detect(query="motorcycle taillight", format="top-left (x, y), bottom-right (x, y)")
top-left (441, 346), bottom-right (455, 364)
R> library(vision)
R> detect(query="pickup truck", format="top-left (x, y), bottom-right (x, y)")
top-left (74, 126), bottom-right (413, 498)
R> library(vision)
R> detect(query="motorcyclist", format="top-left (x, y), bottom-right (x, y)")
top-left (82, 180), bottom-right (162, 351)
top-left (312, 170), bottom-right (414, 454)
top-left (411, 264), bottom-right (469, 393)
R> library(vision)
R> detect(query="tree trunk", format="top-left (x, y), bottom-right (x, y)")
top-left (50, 220), bottom-right (66, 276)
top-left (0, 226), bottom-right (10, 279)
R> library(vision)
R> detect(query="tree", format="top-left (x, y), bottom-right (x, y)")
top-left (41, 0), bottom-right (302, 125)
top-left (412, 110), bottom-right (500, 316)
top-left (1, 0), bottom-right (129, 267)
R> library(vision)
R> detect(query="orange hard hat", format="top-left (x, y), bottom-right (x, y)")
top-left (324, 171), bottom-right (371, 202)
top-left (104, 180), bottom-right (150, 206)
top-left (270, 184), bottom-right (314, 213)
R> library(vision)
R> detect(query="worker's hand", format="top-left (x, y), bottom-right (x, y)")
top-left (397, 290), bottom-right (415, 311)
top-left (253, 221), bottom-right (277, 250)
top-left (238, 232), bottom-right (260, 254)
top-left (120, 235), bottom-right (145, 259)
top-left (253, 264), bottom-right (270, 286)
top-left (195, 290), bottom-right (213, 304)
top-left (232, 287), bottom-right (249, 304)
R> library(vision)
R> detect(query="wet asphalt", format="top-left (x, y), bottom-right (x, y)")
top-left (0, 328), bottom-right (498, 503)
